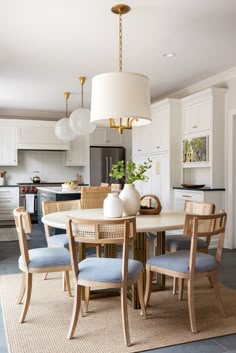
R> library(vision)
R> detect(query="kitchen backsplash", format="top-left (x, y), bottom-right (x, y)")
top-left (2, 150), bottom-right (89, 185)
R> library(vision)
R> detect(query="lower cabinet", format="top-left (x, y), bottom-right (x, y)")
top-left (37, 190), bottom-right (81, 231)
top-left (0, 187), bottom-right (19, 220)
top-left (174, 189), bottom-right (225, 212)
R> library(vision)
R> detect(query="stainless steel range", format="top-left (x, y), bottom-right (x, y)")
top-left (18, 183), bottom-right (61, 222)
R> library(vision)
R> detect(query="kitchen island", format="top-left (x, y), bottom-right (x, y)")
top-left (37, 186), bottom-right (83, 225)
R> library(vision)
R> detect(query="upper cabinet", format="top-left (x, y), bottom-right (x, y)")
top-left (132, 124), bottom-right (151, 156)
top-left (0, 125), bottom-right (17, 165)
top-left (90, 127), bottom-right (123, 146)
top-left (181, 87), bottom-right (227, 188)
top-left (183, 98), bottom-right (211, 134)
top-left (17, 121), bottom-right (70, 150)
top-left (132, 99), bottom-right (181, 209)
top-left (66, 135), bottom-right (89, 166)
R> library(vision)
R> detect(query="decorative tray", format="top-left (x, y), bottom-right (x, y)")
top-left (181, 184), bottom-right (205, 189)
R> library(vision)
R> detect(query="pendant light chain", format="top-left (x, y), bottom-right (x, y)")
top-left (119, 13), bottom-right (122, 72)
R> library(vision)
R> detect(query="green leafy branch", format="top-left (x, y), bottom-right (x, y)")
top-left (109, 159), bottom-right (152, 184)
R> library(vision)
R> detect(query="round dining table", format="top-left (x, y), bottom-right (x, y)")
top-left (42, 208), bottom-right (185, 308)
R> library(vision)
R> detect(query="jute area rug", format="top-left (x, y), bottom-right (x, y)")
top-left (0, 228), bottom-right (18, 242)
top-left (1, 273), bottom-right (236, 353)
top-left (0, 228), bottom-right (31, 242)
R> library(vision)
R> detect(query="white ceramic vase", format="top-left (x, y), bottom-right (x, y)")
top-left (119, 184), bottom-right (140, 216)
top-left (103, 192), bottom-right (124, 218)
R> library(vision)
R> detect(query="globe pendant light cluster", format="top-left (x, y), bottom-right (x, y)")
top-left (55, 92), bottom-right (76, 141)
top-left (55, 77), bottom-right (95, 141)
top-left (69, 76), bottom-right (96, 135)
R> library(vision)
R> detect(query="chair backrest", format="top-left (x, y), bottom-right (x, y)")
top-left (66, 217), bottom-right (136, 281)
top-left (184, 200), bottom-right (215, 215)
top-left (42, 199), bottom-right (81, 240)
top-left (184, 200), bottom-right (215, 246)
top-left (183, 211), bottom-right (227, 274)
top-left (111, 183), bottom-right (121, 191)
top-left (101, 183), bottom-right (109, 187)
top-left (80, 186), bottom-right (111, 209)
top-left (13, 207), bottom-right (32, 269)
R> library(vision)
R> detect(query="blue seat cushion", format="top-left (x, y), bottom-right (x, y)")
top-left (78, 257), bottom-right (143, 283)
top-left (19, 248), bottom-right (71, 271)
top-left (166, 235), bottom-right (208, 251)
top-left (47, 234), bottom-right (69, 248)
top-left (147, 250), bottom-right (217, 273)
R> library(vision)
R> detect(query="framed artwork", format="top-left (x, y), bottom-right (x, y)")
top-left (183, 135), bottom-right (209, 163)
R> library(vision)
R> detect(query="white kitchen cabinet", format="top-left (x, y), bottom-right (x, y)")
top-left (183, 99), bottom-right (211, 134)
top-left (132, 99), bottom-right (181, 209)
top-left (174, 188), bottom-right (225, 213)
top-left (150, 153), bottom-right (170, 209)
top-left (181, 87), bottom-right (227, 188)
top-left (66, 135), bottom-right (89, 166)
top-left (150, 107), bottom-right (169, 153)
top-left (0, 126), bottom-right (17, 166)
top-left (90, 127), bottom-right (123, 146)
top-left (0, 187), bottom-right (19, 220)
top-left (132, 124), bottom-right (151, 156)
top-left (17, 121), bottom-right (70, 150)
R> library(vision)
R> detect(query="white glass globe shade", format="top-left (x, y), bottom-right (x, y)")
top-left (69, 108), bottom-right (96, 135)
top-left (55, 118), bottom-right (76, 141)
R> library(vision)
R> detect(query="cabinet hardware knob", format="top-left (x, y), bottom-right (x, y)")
top-left (156, 146), bottom-right (160, 148)
top-left (138, 149), bottom-right (141, 151)
top-left (192, 125), bottom-right (197, 128)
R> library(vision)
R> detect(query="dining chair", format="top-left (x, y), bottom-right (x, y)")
top-left (42, 199), bottom-right (81, 249)
top-left (80, 186), bottom-right (111, 257)
top-left (165, 200), bottom-right (215, 297)
top-left (13, 207), bottom-right (72, 323)
top-left (144, 211), bottom-right (227, 333)
top-left (80, 185), bottom-right (111, 209)
top-left (66, 216), bottom-right (146, 346)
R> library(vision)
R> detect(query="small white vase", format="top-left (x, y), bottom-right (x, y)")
top-left (103, 193), bottom-right (124, 218)
top-left (119, 184), bottom-right (140, 216)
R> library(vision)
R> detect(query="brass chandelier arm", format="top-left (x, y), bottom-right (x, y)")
top-left (109, 117), bottom-right (139, 134)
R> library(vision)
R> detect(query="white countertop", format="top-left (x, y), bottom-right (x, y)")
top-left (37, 186), bottom-right (81, 194)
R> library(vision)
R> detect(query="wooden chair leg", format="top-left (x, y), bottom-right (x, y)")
top-left (96, 245), bottom-right (101, 257)
top-left (144, 265), bottom-right (152, 307)
top-left (62, 272), bottom-right (66, 291)
top-left (121, 285), bottom-right (131, 347)
top-left (67, 285), bottom-right (81, 339)
top-left (187, 279), bottom-right (197, 333)
top-left (43, 273), bottom-right (48, 280)
top-left (20, 273), bottom-right (32, 323)
top-left (137, 273), bottom-right (146, 318)
top-left (17, 272), bottom-right (26, 304)
top-left (84, 286), bottom-right (90, 313)
top-left (208, 276), bottom-right (214, 288)
top-left (211, 273), bottom-right (226, 317)
top-left (173, 277), bottom-right (177, 295)
top-left (64, 271), bottom-right (72, 297)
top-left (178, 278), bottom-right (184, 301)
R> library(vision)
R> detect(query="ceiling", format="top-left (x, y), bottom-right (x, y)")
top-left (1, 0), bottom-right (236, 117)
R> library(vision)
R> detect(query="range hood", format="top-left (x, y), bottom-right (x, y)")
top-left (17, 124), bottom-right (70, 151)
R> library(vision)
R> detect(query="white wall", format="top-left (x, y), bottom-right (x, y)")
top-left (2, 150), bottom-right (88, 185)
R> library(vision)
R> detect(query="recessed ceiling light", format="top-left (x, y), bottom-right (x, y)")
top-left (162, 52), bottom-right (176, 58)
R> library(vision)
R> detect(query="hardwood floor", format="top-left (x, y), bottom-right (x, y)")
top-left (0, 225), bottom-right (236, 353)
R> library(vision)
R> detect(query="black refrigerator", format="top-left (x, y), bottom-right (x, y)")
top-left (90, 146), bottom-right (126, 186)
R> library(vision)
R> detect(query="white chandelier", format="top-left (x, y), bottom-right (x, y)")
top-left (90, 4), bottom-right (151, 134)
